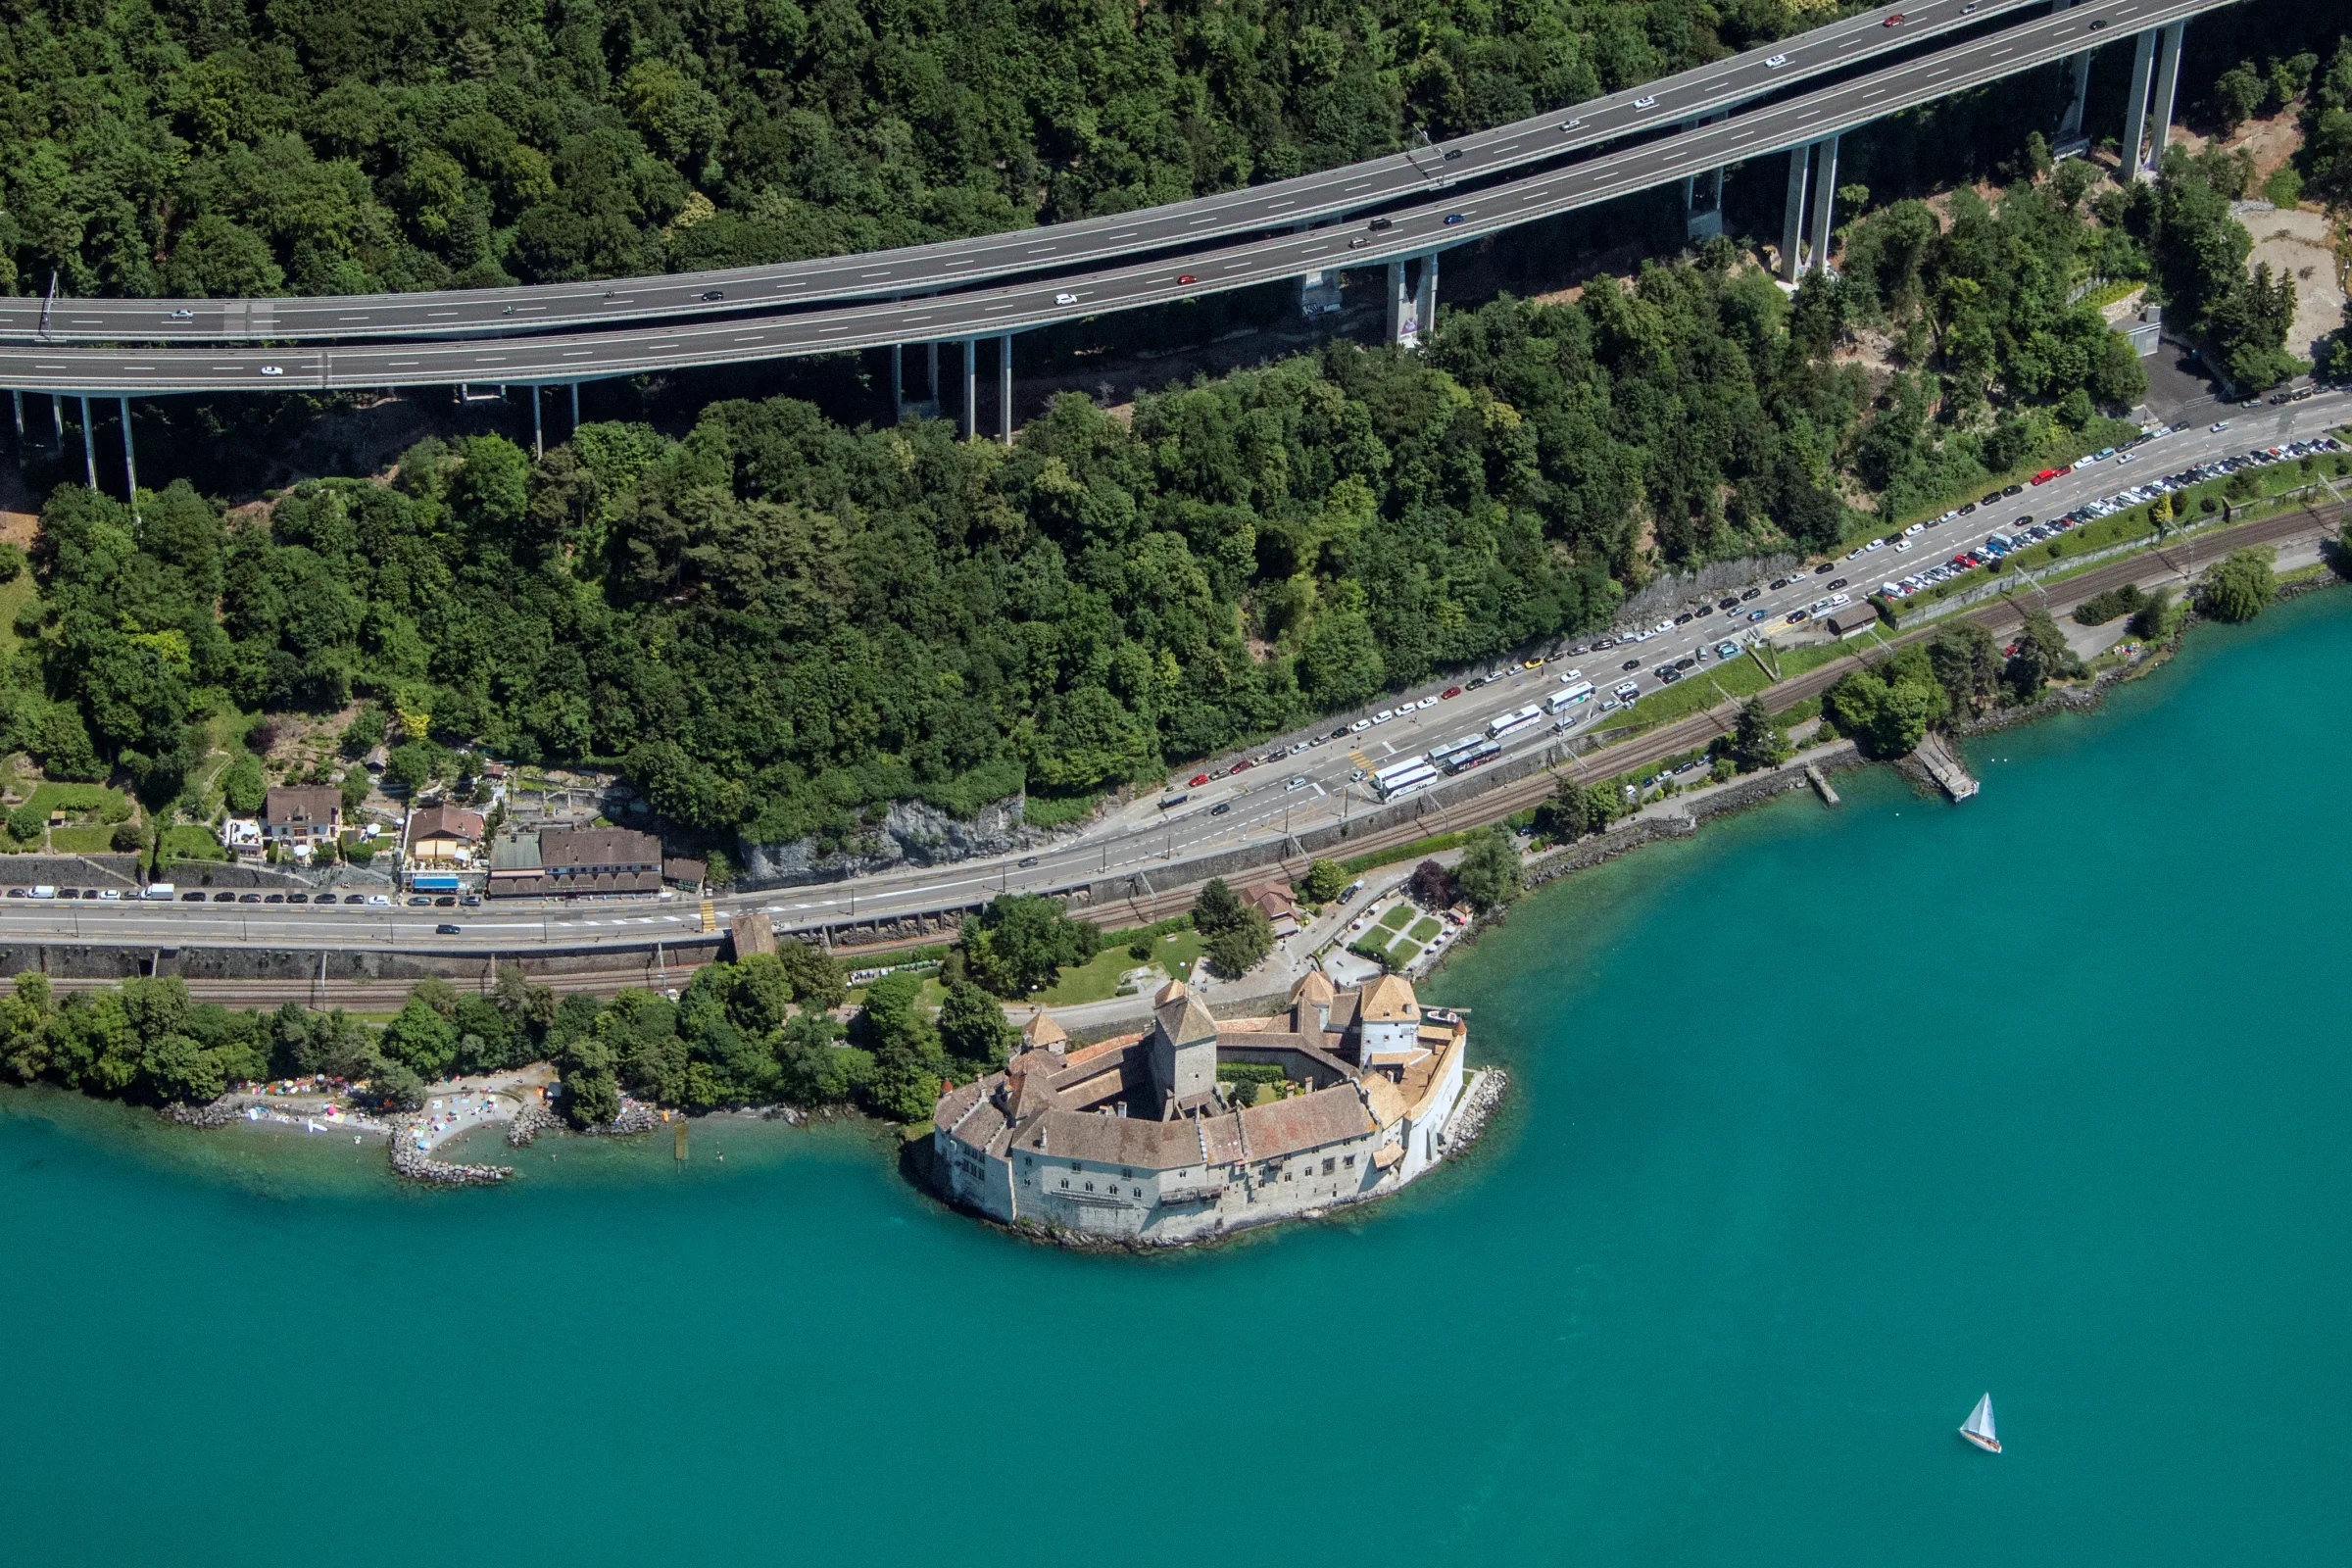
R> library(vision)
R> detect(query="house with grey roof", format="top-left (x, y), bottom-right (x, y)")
top-left (931, 970), bottom-right (1469, 1245)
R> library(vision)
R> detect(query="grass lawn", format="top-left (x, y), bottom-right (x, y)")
top-left (1378, 904), bottom-right (1413, 931)
top-left (49, 826), bottom-right (117, 854)
top-left (1031, 928), bottom-right (1207, 1005)
top-left (162, 825), bottom-right (229, 861)
top-left (1408, 916), bottom-right (1442, 944)
top-left (1387, 939), bottom-right (1421, 966)
top-left (27, 782), bottom-right (128, 817)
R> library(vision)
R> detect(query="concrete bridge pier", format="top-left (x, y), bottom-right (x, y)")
top-left (2052, 0), bottom-right (2093, 148)
top-left (2142, 21), bottom-right (2185, 176)
top-left (119, 395), bottom-right (138, 521)
top-left (10, 390), bottom-right (21, 445)
top-left (1414, 252), bottom-right (1439, 346)
top-left (1780, 146), bottom-right (1809, 281)
top-left (998, 333), bottom-right (1013, 446)
top-left (531, 383), bottom-right (544, 459)
top-left (1680, 112), bottom-right (1729, 240)
top-left (1805, 134), bottom-right (1840, 276)
top-left (2121, 27), bottom-right (2158, 182)
top-left (78, 395), bottom-right (96, 488)
top-left (570, 382), bottom-right (581, 432)
top-left (50, 393), bottom-right (64, 449)
top-left (960, 338), bottom-right (978, 440)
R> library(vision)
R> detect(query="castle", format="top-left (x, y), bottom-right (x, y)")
top-left (930, 969), bottom-right (1470, 1244)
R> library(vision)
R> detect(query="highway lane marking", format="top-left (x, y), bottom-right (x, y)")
top-left (733, 334), bottom-right (766, 342)
top-left (860, 270), bottom-right (894, 277)
top-left (560, 351), bottom-right (591, 358)
top-left (1345, 181), bottom-right (1374, 192)
top-left (1188, 218), bottom-right (1217, 225)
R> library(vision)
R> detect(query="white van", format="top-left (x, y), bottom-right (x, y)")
top-left (142, 883), bottom-right (176, 901)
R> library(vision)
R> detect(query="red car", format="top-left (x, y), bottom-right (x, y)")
top-left (1441, 686), bottom-right (1463, 699)
top-left (2031, 468), bottom-right (2063, 484)
top-left (1882, 11), bottom-right (1905, 24)
top-left (1189, 773), bottom-right (1209, 787)
top-left (1175, 273), bottom-right (1197, 284)
top-left (1230, 759), bottom-right (1252, 773)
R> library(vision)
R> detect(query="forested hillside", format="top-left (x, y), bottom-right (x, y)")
top-left (13, 133), bottom-right (2300, 854)
top-left (0, 0), bottom-right (1819, 297)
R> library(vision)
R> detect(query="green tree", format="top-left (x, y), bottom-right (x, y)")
top-left (937, 981), bottom-right (1017, 1074)
top-left (1203, 906), bottom-right (1275, 979)
top-left (1299, 859), bottom-right (1348, 903)
top-left (378, 995), bottom-right (460, 1080)
top-left (959, 895), bottom-right (1100, 998)
top-left (221, 754), bottom-right (268, 814)
top-left (1192, 877), bottom-right (1247, 936)
top-left (774, 941), bottom-right (847, 1011)
top-left (1728, 697), bottom-right (1789, 771)
top-left (2200, 548), bottom-right (2276, 622)
top-left (1452, 826), bottom-right (1523, 913)
top-left (6, 804), bottom-right (42, 843)
top-left (1534, 776), bottom-right (1606, 842)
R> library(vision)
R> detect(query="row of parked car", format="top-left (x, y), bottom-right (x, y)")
top-left (1865, 435), bottom-right (2345, 603)
top-left (0, 885), bottom-right (482, 906)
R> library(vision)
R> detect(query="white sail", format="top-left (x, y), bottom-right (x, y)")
top-left (1962, 1394), bottom-right (1996, 1443)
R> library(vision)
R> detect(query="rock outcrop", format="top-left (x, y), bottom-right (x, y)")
top-left (734, 794), bottom-right (1045, 887)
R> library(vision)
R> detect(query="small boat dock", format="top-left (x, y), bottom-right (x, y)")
top-left (1915, 734), bottom-right (1980, 802)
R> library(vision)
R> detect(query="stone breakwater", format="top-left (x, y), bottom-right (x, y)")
top-left (506, 1103), bottom-right (563, 1148)
top-left (584, 1102), bottom-right (660, 1137)
top-left (162, 1098), bottom-right (242, 1129)
top-left (387, 1113), bottom-right (514, 1186)
top-left (1441, 1067), bottom-right (1508, 1157)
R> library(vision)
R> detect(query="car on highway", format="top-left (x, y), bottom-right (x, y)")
top-left (1829, 577), bottom-right (1847, 589)
top-left (1210, 802), bottom-right (1232, 815)
top-left (167, 308), bottom-right (195, 320)
top-left (1882, 12), bottom-right (1905, 24)
top-left (1749, 609), bottom-right (1769, 620)
top-left (1633, 94), bottom-right (1657, 109)
top-left (260, 366), bottom-right (283, 375)
top-left (1621, 659), bottom-right (1642, 670)
top-left (2086, 16), bottom-right (2105, 27)
top-left (1442, 686), bottom-right (1462, 699)
top-left (1176, 273), bottom-right (1197, 285)
top-left (1285, 776), bottom-right (1309, 790)
top-left (1442, 148), bottom-right (1463, 162)
top-left (2210, 421), bottom-right (2229, 432)
top-left (1054, 292), bottom-right (1079, 305)
top-left (1769, 577), bottom-right (1789, 589)
top-left (1741, 587), bottom-right (1760, 600)
top-left (1816, 562), bottom-right (1835, 573)
top-left (1367, 218), bottom-right (1394, 231)
top-left (1443, 213), bottom-right (1466, 225)
top-left (699, 289), bottom-right (725, 301)
top-left (1349, 236), bottom-right (1373, 249)
top-left (1717, 597), bottom-right (1740, 611)
top-left (1766, 53), bottom-right (1788, 67)
top-left (436, 923), bottom-right (462, 935)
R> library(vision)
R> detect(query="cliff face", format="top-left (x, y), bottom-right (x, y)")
top-left (734, 795), bottom-right (1039, 888)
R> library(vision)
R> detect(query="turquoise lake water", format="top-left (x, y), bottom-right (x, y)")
top-left (7, 590), bottom-right (2352, 1564)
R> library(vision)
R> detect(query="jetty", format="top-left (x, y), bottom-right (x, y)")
top-left (1803, 763), bottom-right (1839, 807)
top-left (1915, 734), bottom-right (1980, 802)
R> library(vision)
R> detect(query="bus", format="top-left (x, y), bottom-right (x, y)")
top-left (1440, 740), bottom-right (1501, 774)
top-left (1371, 756), bottom-right (1436, 794)
top-left (1372, 761), bottom-right (1440, 802)
top-left (1426, 733), bottom-right (1487, 768)
top-left (1489, 704), bottom-right (1544, 739)
top-left (1544, 680), bottom-right (1594, 714)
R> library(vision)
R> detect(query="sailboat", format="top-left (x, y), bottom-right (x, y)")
top-left (1959, 1393), bottom-right (2001, 1453)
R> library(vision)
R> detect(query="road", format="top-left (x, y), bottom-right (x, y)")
top-left (2, 391), bottom-right (2328, 957)
top-left (0, 0), bottom-right (2044, 348)
top-left (0, 0), bottom-right (2239, 394)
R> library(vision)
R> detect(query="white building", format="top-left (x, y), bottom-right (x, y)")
top-left (931, 971), bottom-right (1470, 1245)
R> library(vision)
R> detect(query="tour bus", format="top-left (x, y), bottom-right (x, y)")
top-left (1372, 761), bottom-right (1440, 802)
top-left (1426, 733), bottom-right (1487, 768)
top-left (1156, 792), bottom-right (1190, 811)
top-left (1441, 739), bottom-right (1502, 774)
top-left (1488, 704), bottom-right (1544, 739)
top-left (1371, 756), bottom-right (1437, 796)
top-left (1544, 680), bottom-right (1594, 714)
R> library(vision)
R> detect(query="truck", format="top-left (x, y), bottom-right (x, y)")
top-left (141, 883), bottom-right (176, 901)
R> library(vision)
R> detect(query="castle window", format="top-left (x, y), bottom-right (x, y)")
top-left (1060, 1179), bottom-right (1069, 1189)
top-left (1323, 1157), bottom-right (1336, 1175)
top-left (1084, 1182), bottom-right (1095, 1192)
top-left (1344, 1154), bottom-right (1356, 1167)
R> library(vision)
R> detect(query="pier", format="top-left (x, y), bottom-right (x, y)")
top-left (1915, 734), bottom-right (1980, 802)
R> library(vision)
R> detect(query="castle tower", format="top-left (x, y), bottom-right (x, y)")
top-left (1357, 973), bottom-right (1422, 1063)
top-left (1149, 991), bottom-right (1220, 1114)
